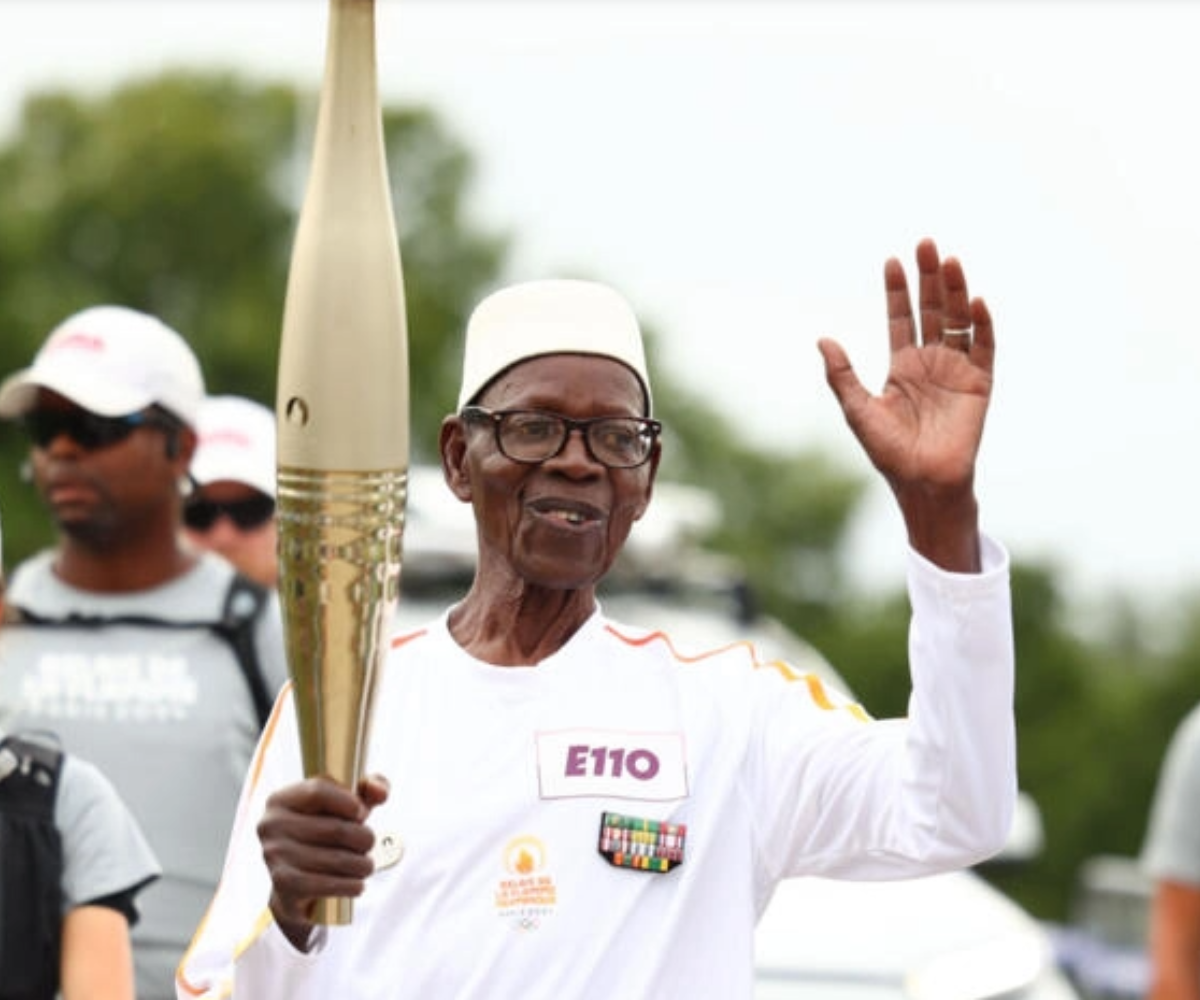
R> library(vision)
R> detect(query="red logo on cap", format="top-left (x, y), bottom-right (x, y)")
top-left (200, 430), bottom-right (253, 451)
top-left (46, 332), bottom-right (107, 355)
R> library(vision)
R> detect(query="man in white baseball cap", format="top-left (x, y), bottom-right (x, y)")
top-left (184, 395), bottom-right (278, 588)
top-left (0, 303), bottom-right (287, 1000)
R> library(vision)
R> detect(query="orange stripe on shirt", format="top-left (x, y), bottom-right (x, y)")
top-left (391, 627), bottom-right (427, 649)
top-left (176, 907), bottom-right (274, 999)
top-left (248, 682), bottom-right (291, 790)
top-left (606, 623), bottom-right (759, 664)
top-left (605, 622), bottom-right (870, 721)
top-left (175, 689), bottom-right (294, 996)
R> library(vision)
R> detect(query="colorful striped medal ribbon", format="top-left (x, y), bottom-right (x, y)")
top-left (597, 811), bottom-right (687, 873)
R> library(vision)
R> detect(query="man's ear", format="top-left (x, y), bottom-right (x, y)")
top-left (439, 415), bottom-right (472, 502)
top-left (167, 426), bottom-right (198, 468)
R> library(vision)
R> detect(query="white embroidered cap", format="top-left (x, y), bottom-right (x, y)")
top-left (456, 279), bottom-right (652, 413)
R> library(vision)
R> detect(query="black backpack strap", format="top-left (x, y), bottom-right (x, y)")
top-left (0, 733), bottom-right (64, 1000)
top-left (211, 574), bottom-right (273, 729)
top-left (0, 734), bottom-right (64, 805)
top-left (11, 572), bottom-right (275, 730)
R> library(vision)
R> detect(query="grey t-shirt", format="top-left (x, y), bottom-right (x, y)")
top-left (1142, 702), bottom-right (1200, 884)
top-left (0, 551), bottom-right (288, 1000)
top-left (53, 745), bottom-right (162, 911)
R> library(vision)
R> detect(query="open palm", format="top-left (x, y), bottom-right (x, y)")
top-left (819, 239), bottom-right (995, 571)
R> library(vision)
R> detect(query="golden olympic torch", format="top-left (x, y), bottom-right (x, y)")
top-left (275, 0), bottom-right (408, 926)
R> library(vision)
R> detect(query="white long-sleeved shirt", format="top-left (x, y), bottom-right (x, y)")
top-left (177, 538), bottom-right (1015, 1000)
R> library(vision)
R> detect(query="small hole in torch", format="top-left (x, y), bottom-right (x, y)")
top-left (285, 397), bottom-right (310, 426)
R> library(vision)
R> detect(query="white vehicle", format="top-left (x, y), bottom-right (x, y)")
top-left (755, 870), bottom-right (1078, 1000)
top-left (397, 468), bottom-right (1080, 1000)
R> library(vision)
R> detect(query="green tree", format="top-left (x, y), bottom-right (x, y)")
top-left (0, 71), bottom-right (506, 565)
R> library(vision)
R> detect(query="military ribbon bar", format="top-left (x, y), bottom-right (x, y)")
top-left (597, 811), bottom-right (686, 873)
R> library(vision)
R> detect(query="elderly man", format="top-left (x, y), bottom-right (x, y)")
top-left (177, 239), bottom-right (1015, 999)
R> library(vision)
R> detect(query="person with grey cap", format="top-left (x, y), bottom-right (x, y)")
top-left (0, 502), bottom-right (161, 1000)
top-left (178, 240), bottom-right (1015, 999)
top-left (0, 304), bottom-right (289, 1000)
top-left (183, 394), bottom-right (279, 588)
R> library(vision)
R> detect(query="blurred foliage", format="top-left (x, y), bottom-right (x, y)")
top-left (651, 376), bottom-right (865, 632)
top-left (0, 70), bottom-right (1195, 929)
top-left (0, 71), bottom-right (506, 562)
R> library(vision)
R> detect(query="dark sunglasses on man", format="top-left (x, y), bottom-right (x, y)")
top-left (22, 407), bottom-right (171, 451)
top-left (183, 493), bottom-right (276, 533)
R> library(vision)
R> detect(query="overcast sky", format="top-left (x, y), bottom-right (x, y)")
top-left (2, 1), bottom-right (1198, 609)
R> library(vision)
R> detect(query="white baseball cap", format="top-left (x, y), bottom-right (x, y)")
top-left (456, 279), bottom-right (652, 413)
top-left (0, 305), bottom-right (205, 427)
top-left (190, 395), bottom-right (277, 499)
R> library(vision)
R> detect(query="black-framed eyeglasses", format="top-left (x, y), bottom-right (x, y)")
top-left (21, 408), bottom-right (168, 451)
top-left (460, 406), bottom-right (661, 469)
top-left (183, 493), bottom-right (276, 533)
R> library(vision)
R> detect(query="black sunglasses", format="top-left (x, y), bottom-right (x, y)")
top-left (22, 408), bottom-right (166, 451)
top-left (183, 493), bottom-right (276, 533)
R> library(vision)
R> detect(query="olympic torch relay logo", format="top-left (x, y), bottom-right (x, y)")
top-left (495, 835), bottom-right (558, 931)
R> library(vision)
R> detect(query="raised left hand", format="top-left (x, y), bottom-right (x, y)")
top-left (818, 238), bottom-right (995, 571)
